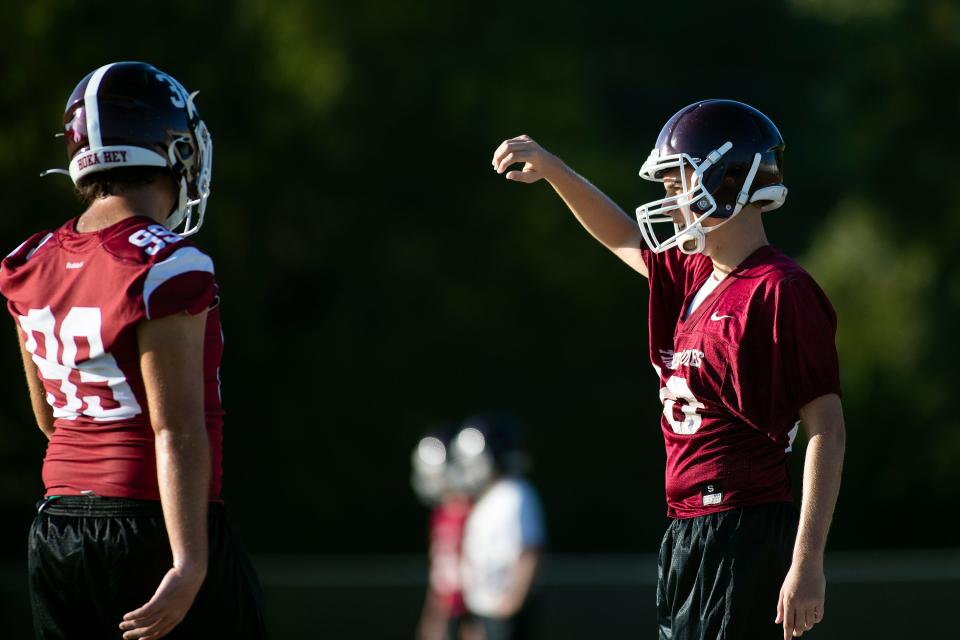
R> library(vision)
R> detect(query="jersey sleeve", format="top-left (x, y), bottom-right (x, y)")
top-left (773, 275), bottom-right (842, 411)
top-left (517, 482), bottom-right (546, 548)
top-left (0, 231), bottom-right (56, 298)
top-left (729, 273), bottom-right (841, 436)
top-left (142, 246), bottom-right (216, 320)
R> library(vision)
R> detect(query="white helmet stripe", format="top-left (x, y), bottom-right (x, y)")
top-left (83, 63), bottom-right (116, 151)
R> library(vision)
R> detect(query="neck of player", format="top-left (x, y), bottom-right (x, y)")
top-left (76, 180), bottom-right (176, 233)
top-left (702, 205), bottom-right (768, 278)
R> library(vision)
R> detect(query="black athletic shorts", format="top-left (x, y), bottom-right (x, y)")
top-left (657, 502), bottom-right (799, 640)
top-left (28, 495), bottom-right (267, 639)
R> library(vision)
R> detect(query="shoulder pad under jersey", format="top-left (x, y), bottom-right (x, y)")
top-left (2, 230), bottom-right (56, 268)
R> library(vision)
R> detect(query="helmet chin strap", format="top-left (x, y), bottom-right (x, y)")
top-left (677, 150), bottom-right (762, 255)
top-left (731, 153), bottom-right (763, 216)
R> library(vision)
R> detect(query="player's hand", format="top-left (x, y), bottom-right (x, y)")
top-left (118, 565), bottom-right (205, 639)
top-left (775, 560), bottom-right (825, 639)
top-left (491, 592), bottom-right (524, 619)
top-left (492, 135), bottom-right (563, 184)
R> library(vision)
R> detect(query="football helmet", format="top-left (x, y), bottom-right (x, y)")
top-left (636, 99), bottom-right (786, 254)
top-left (411, 423), bottom-right (457, 506)
top-left (448, 412), bottom-right (528, 497)
top-left (53, 61), bottom-right (213, 236)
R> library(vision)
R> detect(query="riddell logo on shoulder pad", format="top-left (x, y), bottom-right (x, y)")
top-left (76, 150), bottom-right (129, 171)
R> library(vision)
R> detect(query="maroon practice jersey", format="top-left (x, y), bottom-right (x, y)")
top-left (643, 245), bottom-right (840, 518)
top-left (0, 216), bottom-right (224, 500)
top-left (428, 498), bottom-right (471, 616)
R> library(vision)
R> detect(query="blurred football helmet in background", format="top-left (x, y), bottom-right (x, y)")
top-left (411, 423), bottom-right (458, 506)
top-left (448, 412), bottom-right (529, 497)
top-left (636, 99), bottom-right (786, 254)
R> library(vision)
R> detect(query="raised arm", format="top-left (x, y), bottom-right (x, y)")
top-left (120, 310), bottom-right (210, 640)
top-left (16, 329), bottom-right (55, 439)
top-left (492, 135), bottom-right (648, 277)
top-left (776, 393), bottom-right (845, 639)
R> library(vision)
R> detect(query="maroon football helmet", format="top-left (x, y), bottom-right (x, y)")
top-left (636, 100), bottom-right (786, 254)
top-left (55, 61), bottom-right (212, 236)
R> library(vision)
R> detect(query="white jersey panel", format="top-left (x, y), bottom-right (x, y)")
top-left (142, 245), bottom-right (214, 319)
top-left (461, 476), bottom-right (545, 616)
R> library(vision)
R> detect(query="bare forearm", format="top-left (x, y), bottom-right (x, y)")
top-left (794, 430), bottom-right (845, 566)
top-left (492, 136), bottom-right (647, 274)
top-left (124, 310), bottom-right (211, 637)
top-left (544, 163), bottom-right (646, 271)
top-left (155, 426), bottom-right (210, 577)
top-left (417, 593), bottom-right (449, 640)
top-left (498, 550), bottom-right (540, 617)
top-left (16, 332), bottom-right (55, 438)
top-left (27, 380), bottom-right (55, 439)
top-left (777, 395), bottom-right (844, 637)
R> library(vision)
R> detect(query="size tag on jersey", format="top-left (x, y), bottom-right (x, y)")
top-left (701, 481), bottom-right (723, 506)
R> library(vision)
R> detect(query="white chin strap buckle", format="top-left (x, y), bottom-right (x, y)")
top-left (677, 228), bottom-right (705, 255)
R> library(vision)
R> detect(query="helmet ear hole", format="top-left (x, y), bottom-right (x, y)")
top-left (700, 161), bottom-right (729, 194)
top-left (175, 140), bottom-right (194, 162)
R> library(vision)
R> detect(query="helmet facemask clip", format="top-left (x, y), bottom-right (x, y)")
top-left (164, 91), bottom-right (212, 237)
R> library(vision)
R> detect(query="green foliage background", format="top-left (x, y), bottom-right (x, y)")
top-left (1, 0), bottom-right (958, 556)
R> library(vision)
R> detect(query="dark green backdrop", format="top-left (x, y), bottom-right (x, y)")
top-left (1, 0), bottom-right (958, 563)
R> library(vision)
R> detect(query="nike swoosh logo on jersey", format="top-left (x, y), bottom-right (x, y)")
top-left (710, 312), bottom-right (733, 321)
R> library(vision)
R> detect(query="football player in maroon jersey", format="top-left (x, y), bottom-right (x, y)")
top-left (411, 426), bottom-right (475, 640)
top-left (1, 62), bottom-right (266, 639)
top-left (492, 100), bottom-right (845, 640)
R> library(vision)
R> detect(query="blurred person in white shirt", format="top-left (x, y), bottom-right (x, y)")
top-left (451, 413), bottom-right (545, 640)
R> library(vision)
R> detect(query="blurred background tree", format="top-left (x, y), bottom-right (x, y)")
top-left (1, 0), bottom-right (958, 566)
